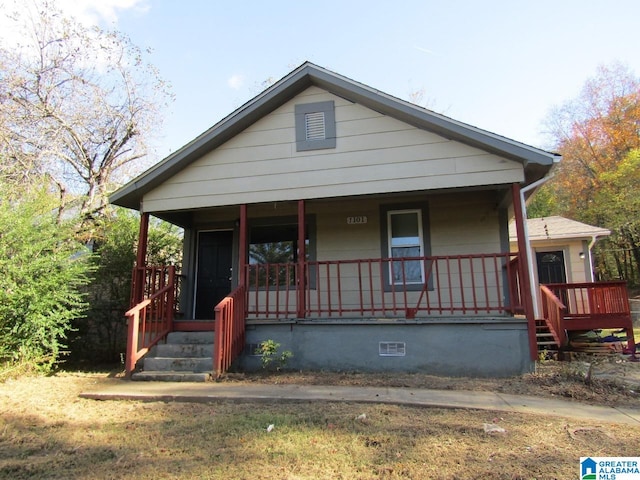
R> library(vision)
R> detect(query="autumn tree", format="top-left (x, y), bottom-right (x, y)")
top-left (535, 62), bottom-right (640, 282)
top-left (541, 63), bottom-right (640, 220)
top-left (0, 0), bottom-right (172, 227)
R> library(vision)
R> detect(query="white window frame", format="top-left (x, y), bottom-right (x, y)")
top-left (387, 209), bottom-right (425, 285)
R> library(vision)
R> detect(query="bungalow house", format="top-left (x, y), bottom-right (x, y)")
top-left (111, 62), bottom-right (612, 380)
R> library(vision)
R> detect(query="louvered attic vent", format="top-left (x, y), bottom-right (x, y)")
top-left (305, 111), bottom-right (326, 140)
top-left (295, 101), bottom-right (336, 151)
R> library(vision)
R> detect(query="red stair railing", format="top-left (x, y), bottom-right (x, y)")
top-left (213, 284), bottom-right (246, 378)
top-left (124, 265), bottom-right (175, 376)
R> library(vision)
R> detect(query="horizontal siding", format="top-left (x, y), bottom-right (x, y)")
top-left (430, 192), bottom-right (501, 255)
top-left (144, 86), bottom-right (524, 213)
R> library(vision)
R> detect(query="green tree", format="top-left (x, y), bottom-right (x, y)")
top-left (0, 182), bottom-right (92, 377)
top-left (69, 208), bottom-right (183, 364)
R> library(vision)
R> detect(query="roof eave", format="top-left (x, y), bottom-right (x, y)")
top-left (110, 62), bottom-right (560, 211)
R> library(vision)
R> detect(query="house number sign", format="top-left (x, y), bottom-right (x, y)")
top-left (347, 216), bottom-right (368, 224)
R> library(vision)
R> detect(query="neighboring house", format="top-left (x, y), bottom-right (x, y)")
top-left (112, 62), bottom-right (565, 378)
top-left (509, 216), bottom-right (611, 286)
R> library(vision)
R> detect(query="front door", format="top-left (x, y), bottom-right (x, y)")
top-left (536, 250), bottom-right (567, 284)
top-left (195, 230), bottom-right (233, 319)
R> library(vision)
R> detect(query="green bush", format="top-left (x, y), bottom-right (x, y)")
top-left (255, 339), bottom-right (293, 371)
top-left (0, 185), bottom-right (92, 377)
top-left (68, 208), bottom-right (183, 364)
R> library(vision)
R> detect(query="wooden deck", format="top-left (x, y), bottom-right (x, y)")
top-left (540, 281), bottom-right (636, 353)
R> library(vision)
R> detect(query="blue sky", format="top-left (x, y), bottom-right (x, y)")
top-left (7, 0), bottom-right (640, 160)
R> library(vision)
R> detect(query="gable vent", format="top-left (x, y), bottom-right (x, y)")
top-left (379, 341), bottom-right (406, 357)
top-left (305, 111), bottom-right (326, 140)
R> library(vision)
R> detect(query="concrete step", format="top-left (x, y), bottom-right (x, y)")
top-left (131, 371), bottom-right (211, 382)
top-left (155, 343), bottom-right (214, 358)
top-left (143, 356), bottom-right (212, 372)
top-left (166, 331), bottom-right (214, 344)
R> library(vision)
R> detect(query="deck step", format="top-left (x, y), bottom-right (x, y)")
top-left (534, 319), bottom-right (558, 351)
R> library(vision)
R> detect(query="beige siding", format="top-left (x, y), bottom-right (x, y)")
top-left (509, 237), bottom-right (593, 285)
top-left (143, 86), bottom-right (524, 213)
top-left (240, 192), bottom-right (506, 317)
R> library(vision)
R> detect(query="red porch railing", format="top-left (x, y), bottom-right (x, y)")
top-left (507, 256), bottom-right (525, 314)
top-left (245, 253), bottom-right (521, 319)
top-left (539, 284), bottom-right (567, 347)
top-left (213, 285), bottom-right (246, 378)
top-left (540, 281), bottom-right (636, 352)
top-left (124, 265), bottom-right (176, 376)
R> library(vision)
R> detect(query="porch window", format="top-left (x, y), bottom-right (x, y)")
top-left (248, 222), bottom-right (312, 288)
top-left (387, 209), bottom-right (425, 285)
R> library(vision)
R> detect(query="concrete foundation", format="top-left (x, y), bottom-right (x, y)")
top-left (238, 316), bottom-right (533, 378)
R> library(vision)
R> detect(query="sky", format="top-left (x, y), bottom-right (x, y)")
top-left (3, 0), bottom-right (640, 162)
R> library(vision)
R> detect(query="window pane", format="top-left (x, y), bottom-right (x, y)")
top-left (391, 212), bottom-right (419, 247)
top-left (249, 223), bottom-right (309, 288)
top-left (391, 247), bottom-right (422, 283)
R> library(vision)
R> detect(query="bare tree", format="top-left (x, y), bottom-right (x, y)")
top-left (0, 0), bottom-right (172, 225)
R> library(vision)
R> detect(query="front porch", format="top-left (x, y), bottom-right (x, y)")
top-left (123, 254), bottom-right (637, 379)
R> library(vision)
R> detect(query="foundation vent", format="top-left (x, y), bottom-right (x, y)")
top-left (245, 343), bottom-right (263, 356)
top-left (379, 342), bottom-right (406, 357)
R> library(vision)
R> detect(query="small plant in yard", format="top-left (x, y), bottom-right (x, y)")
top-left (255, 340), bottom-right (293, 371)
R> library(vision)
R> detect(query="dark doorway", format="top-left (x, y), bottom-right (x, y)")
top-left (194, 230), bottom-right (233, 319)
top-left (536, 250), bottom-right (567, 285)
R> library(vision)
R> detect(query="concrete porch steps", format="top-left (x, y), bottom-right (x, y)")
top-left (132, 331), bottom-right (215, 382)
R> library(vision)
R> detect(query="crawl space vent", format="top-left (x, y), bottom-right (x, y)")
top-left (379, 342), bottom-right (406, 357)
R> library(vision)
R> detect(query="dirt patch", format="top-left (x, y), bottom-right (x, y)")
top-left (221, 355), bottom-right (640, 408)
top-left (0, 370), bottom-right (639, 479)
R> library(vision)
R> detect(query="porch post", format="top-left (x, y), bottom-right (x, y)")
top-left (512, 183), bottom-right (538, 361)
top-left (133, 211), bottom-right (150, 305)
top-left (238, 204), bottom-right (248, 288)
top-left (297, 199), bottom-right (306, 318)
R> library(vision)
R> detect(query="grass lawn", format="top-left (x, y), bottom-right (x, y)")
top-left (1, 372), bottom-right (639, 479)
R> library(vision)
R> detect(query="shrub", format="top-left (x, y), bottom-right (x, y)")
top-left (0, 185), bottom-right (92, 377)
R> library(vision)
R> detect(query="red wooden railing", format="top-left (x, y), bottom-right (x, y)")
top-left (540, 281), bottom-right (636, 352)
top-left (539, 284), bottom-right (567, 347)
top-left (213, 285), bottom-right (246, 378)
top-left (507, 256), bottom-right (525, 314)
top-left (245, 253), bottom-right (521, 319)
top-left (124, 265), bottom-right (176, 376)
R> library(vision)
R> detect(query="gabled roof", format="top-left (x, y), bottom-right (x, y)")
top-left (110, 61), bottom-right (561, 210)
top-left (509, 216), bottom-right (611, 242)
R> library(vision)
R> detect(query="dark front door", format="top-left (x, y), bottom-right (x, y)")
top-left (536, 250), bottom-right (567, 285)
top-left (195, 230), bottom-right (233, 319)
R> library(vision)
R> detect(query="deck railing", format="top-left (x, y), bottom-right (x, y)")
top-left (540, 281), bottom-right (636, 351)
top-left (245, 253), bottom-right (520, 319)
top-left (124, 265), bottom-right (175, 375)
top-left (539, 284), bottom-right (567, 346)
top-left (213, 285), bottom-right (246, 378)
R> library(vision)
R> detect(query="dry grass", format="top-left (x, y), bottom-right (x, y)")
top-left (1, 365), bottom-right (640, 479)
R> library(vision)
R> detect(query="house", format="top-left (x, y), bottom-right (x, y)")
top-left (111, 62), bottom-right (568, 378)
top-left (509, 215), bottom-right (610, 286)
